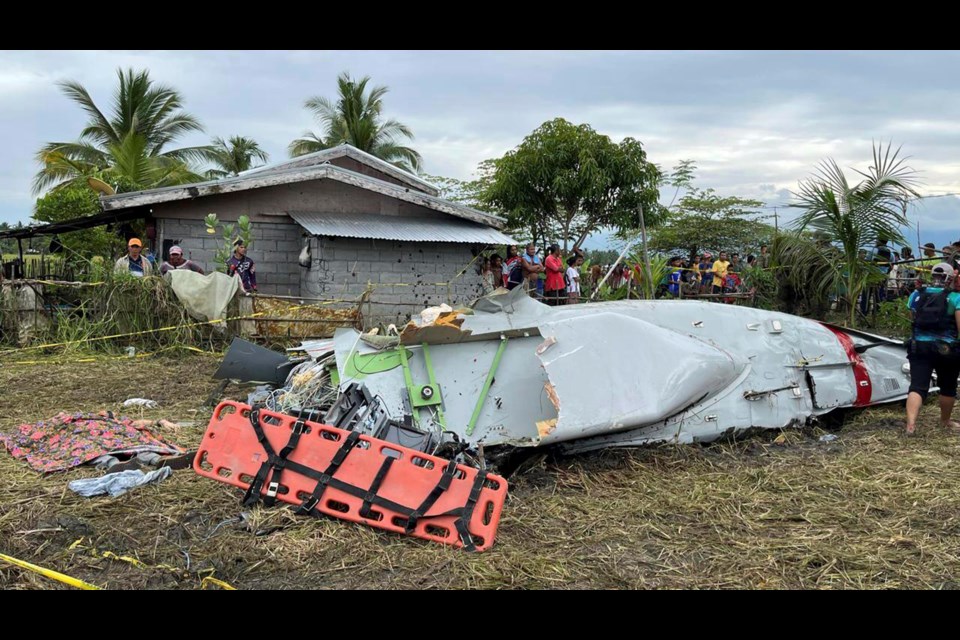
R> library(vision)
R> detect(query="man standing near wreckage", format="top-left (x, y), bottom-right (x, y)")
top-left (904, 262), bottom-right (960, 435)
top-left (114, 237), bottom-right (153, 278)
top-left (227, 239), bottom-right (257, 294)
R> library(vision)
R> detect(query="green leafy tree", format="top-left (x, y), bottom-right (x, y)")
top-left (482, 118), bottom-right (662, 252)
top-left (651, 188), bottom-right (772, 259)
top-left (206, 136), bottom-right (269, 179)
top-left (421, 162), bottom-right (497, 212)
top-left (289, 72), bottom-right (422, 172)
top-left (792, 143), bottom-right (919, 326)
top-left (34, 68), bottom-right (211, 194)
top-left (0, 222), bottom-right (17, 256)
top-left (662, 159), bottom-right (697, 209)
top-left (33, 183), bottom-right (122, 268)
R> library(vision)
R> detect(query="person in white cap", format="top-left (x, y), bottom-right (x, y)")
top-left (904, 262), bottom-right (960, 435)
top-left (160, 245), bottom-right (204, 275)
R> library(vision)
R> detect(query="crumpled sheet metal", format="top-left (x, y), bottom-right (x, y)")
top-left (399, 310), bottom-right (470, 345)
top-left (328, 287), bottom-right (913, 453)
top-left (334, 328), bottom-right (552, 446)
top-left (534, 312), bottom-right (741, 444)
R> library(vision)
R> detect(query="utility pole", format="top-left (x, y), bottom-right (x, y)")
top-left (639, 202), bottom-right (652, 299)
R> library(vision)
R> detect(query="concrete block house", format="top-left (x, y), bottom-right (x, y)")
top-left (99, 145), bottom-right (514, 326)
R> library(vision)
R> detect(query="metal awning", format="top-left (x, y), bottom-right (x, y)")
top-left (0, 207), bottom-right (149, 240)
top-left (289, 211), bottom-right (515, 245)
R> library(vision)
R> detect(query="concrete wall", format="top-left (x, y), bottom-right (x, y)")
top-left (301, 236), bottom-right (486, 327)
top-left (153, 179), bottom-right (487, 320)
top-left (157, 218), bottom-right (304, 296)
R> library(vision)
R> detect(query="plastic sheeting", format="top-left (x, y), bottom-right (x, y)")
top-left (165, 270), bottom-right (239, 324)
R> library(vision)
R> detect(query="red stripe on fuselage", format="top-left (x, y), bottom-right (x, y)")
top-left (821, 324), bottom-right (873, 406)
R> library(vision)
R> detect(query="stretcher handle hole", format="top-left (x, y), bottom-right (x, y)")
top-left (363, 509), bottom-right (384, 522)
top-left (320, 430), bottom-right (340, 441)
top-left (411, 456), bottom-right (434, 470)
top-left (217, 467), bottom-right (233, 478)
top-left (217, 405), bottom-right (236, 420)
top-left (326, 499), bottom-right (350, 513)
top-left (425, 524), bottom-right (451, 538)
top-left (199, 451), bottom-right (213, 472)
top-left (263, 415), bottom-right (283, 426)
top-left (483, 478), bottom-right (501, 491)
top-left (381, 446), bottom-right (403, 459)
top-left (240, 473), bottom-right (255, 484)
top-left (482, 501), bottom-right (495, 526)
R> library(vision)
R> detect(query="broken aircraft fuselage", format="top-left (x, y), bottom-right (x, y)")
top-left (328, 289), bottom-right (911, 455)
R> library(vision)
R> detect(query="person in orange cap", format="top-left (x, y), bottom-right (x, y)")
top-left (114, 237), bottom-right (153, 277)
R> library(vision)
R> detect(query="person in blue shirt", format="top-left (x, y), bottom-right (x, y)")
top-left (521, 243), bottom-right (544, 298)
top-left (904, 262), bottom-right (960, 435)
top-left (667, 257), bottom-right (683, 297)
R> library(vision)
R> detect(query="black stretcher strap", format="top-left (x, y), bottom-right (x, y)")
top-left (296, 430), bottom-right (361, 514)
top-left (240, 408), bottom-right (491, 549)
top-left (359, 456), bottom-right (396, 519)
top-left (404, 460), bottom-right (459, 533)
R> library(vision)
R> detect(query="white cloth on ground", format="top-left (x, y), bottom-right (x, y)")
top-left (68, 467), bottom-right (173, 497)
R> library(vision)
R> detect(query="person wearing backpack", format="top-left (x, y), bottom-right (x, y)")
top-left (904, 262), bottom-right (960, 435)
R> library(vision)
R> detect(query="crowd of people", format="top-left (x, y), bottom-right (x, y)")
top-left (479, 243), bottom-right (585, 306)
top-left (114, 237), bottom-right (257, 293)
top-left (477, 243), bottom-right (776, 306)
top-left (858, 239), bottom-right (960, 313)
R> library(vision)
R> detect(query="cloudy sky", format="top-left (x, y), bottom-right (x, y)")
top-left (1, 50), bottom-right (957, 248)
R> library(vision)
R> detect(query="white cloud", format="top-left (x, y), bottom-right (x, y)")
top-left (2, 49), bottom-right (960, 247)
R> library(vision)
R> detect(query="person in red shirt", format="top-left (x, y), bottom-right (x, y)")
top-left (544, 244), bottom-right (565, 306)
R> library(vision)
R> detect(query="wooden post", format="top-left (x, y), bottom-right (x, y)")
top-left (239, 294), bottom-right (256, 336)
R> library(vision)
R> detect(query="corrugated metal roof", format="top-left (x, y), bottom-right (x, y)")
top-left (241, 144), bottom-right (439, 196)
top-left (290, 212), bottom-right (516, 245)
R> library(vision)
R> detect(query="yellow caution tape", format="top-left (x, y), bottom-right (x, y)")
top-left (200, 576), bottom-right (237, 590)
top-left (0, 294), bottom-right (366, 357)
top-left (0, 552), bottom-right (102, 590)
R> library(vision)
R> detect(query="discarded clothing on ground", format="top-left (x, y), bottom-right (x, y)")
top-left (68, 467), bottom-right (173, 497)
top-left (0, 412), bottom-right (184, 473)
top-left (122, 398), bottom-right (158, 409)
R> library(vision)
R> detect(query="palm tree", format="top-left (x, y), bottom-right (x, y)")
top-left (205, 136), bottom-right (270, 179)
top-left (792, 143), bottom-right (920, 326)
top-left (33, 68), bottom-right (212, 194)
top-left (288, 72), bottom-right (422, 173)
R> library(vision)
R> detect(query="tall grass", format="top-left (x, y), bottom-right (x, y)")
top-left (0, 272), bottom-right (226, 354)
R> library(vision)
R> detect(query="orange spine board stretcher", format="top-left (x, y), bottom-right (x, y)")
top-left (195, 401), bottom-right (507, 551)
